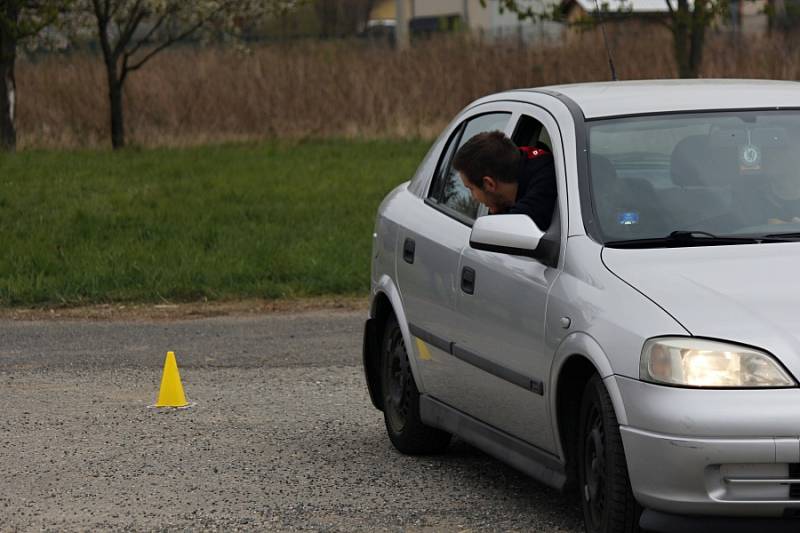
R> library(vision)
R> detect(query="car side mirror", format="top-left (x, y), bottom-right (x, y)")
top-left (469, 214), bottom-right (545, 258)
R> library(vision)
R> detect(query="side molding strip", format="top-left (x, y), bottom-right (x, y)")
top-left (452, 344), bottom-right (544, 395)
top-left (408, 323), bottom-right (544, 396)
top-left (420, 395), bottom-right (566, 490)
top-left (408, 324), bottom-right (452, 354)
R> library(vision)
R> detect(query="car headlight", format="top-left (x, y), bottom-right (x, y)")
top-left (640, 337), bottom-right (796, 388)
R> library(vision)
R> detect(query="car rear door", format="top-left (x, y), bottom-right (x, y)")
top-left (395, 108), bottom-right (511, 401)
top-left (447, 104), bottom-right (566, 453)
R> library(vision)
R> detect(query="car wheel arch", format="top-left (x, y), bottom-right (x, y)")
top-left (550, 333), bottom-right (630, 489)
top-left (366, 276), bottom-right (427, 411)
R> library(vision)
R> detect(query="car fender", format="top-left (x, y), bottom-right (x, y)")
top-left (371, 274), bottom-right (428, 393)
top-left (549, 331), bottom-right (629, 459)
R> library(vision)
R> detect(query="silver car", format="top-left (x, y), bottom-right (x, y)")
top-left (362, 80), bottom-right (800, 532)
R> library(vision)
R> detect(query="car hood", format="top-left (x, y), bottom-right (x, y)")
top-left (602, 243), bottom-right (800, 374)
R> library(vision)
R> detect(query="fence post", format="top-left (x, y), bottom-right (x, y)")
top-left (396, 0), bottom-right (409, 50)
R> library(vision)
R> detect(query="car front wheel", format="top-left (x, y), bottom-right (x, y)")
top-left (380, 315), bottom-right (451, 455)
top-left (578, 374), bottom-right (641, 533)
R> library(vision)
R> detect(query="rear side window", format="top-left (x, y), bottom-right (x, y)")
top-left (428, 112), bottom-right (511, 222)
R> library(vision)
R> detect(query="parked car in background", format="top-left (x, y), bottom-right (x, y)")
top-left (363, 80), bottom-right (800, 533)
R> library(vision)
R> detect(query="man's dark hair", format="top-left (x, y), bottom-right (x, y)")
top-left (452, 131), bottom-right (520, 188)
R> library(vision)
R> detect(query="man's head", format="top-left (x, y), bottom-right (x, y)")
top-left (452, 131), bottom-right (521, 214)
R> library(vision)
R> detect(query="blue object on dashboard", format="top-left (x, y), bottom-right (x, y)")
top-left (618, 211), bottom-right (640, 225)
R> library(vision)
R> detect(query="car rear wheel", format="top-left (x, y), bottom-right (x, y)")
top-left (380, 315), bottom-right (451, 455)
top-left (578, 374), bottom-right (641, 533)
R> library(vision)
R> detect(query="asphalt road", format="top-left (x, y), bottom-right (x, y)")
top-left (0, 309), bottom-right (582, 532)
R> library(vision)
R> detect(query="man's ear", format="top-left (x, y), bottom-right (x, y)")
top-left (481, 176), bottom-right (497, 192)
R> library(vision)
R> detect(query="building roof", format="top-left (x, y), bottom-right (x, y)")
top-left (568, 0), bottom-right (691, 13)
top-left (514, 79), bottom-right (800, 119)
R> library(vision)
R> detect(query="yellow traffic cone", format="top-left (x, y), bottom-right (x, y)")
top-left (154, 351), bottom-right (189, 408)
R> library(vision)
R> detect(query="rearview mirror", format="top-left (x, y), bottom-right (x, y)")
top-left (469, 214), bottom-right (544, 258)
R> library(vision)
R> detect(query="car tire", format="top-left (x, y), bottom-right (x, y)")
top-left (380, 315), bottom-right (451, 455)
top-left (578, 374), bottom-right (641, 533)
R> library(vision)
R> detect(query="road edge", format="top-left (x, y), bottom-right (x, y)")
top-left (0, 297), bottom-right (369, 322)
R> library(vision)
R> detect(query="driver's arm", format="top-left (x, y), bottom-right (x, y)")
top-left (509, 157), bottom-right (557, 231)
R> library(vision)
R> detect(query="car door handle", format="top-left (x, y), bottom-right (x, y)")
top-left (461, 267), bottom-right (476, 295)
top-left (403, 238), bottom-right (415, 264)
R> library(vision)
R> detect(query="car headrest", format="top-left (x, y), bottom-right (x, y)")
top-left (671, 134), bottom-right (739, 186)
top-left (590, 155), bottom-right (618, 192)
top-left (671, 135), bottom-right (710, 186)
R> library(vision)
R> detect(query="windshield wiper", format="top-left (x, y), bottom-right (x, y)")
top-left (605, 231), bottom-right (791, 249)
top-left (763, 232), bottom-right (800, 239)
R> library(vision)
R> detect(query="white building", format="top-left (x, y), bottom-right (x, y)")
top-left (368, 0), bottom-right (563, 42)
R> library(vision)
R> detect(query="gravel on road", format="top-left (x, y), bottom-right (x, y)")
top-left (0, 310), bottom-right (582, 532)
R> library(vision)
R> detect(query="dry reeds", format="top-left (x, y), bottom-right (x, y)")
top-left (14, 26), bottom-right (800, 149)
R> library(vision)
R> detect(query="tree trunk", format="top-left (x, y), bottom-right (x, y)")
top-left (95, 6), bottom-right (126, 150)
top-left (104, 53), bottom-right (125, 149)
top-left (673, 21), bottom-right (692, 77)
top-left (108, 74), bottom-right (125, 149)
top-left (0, 3), bottom-right (19, 151)
top-left (687, 0), bottom-right (707, 78)
top-left (687, 25), bottom-right (705, 78)
top-left (316, 0), bottom-right (338, 38)
top-left (0, 42), bottom-right (16, 151)
top-left (772, 0), bottom-right (788, 31)
top-left (671, 0), bottom-right (705, 78)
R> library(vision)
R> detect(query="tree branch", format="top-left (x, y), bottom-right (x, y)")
top-left (91, 0), bottom-right (114, 64)
top-left (120, 0), bottom-right (237, 78)
top-left (121, 17), bottom-right (205, 78)
top-left (124, 4), bottom-right (180, 59)
top-left (112, 0), bottom-right (147, 59)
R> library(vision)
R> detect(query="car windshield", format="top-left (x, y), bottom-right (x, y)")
top-left (587, 110), bottom-right (800, 246)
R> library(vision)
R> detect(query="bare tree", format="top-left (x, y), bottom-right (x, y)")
top-left (664, 0), bottom-right (724, 77)
top-left (769, 0), bottom-right (800, 32)
top-left (80, 0), bottom-right (297, 149)
top-left (314, 0), bottom-right (376, 37)
top-left (0, 0), bottom-right (69, 151)
top-left (314, 0), bottom-right (338, 37)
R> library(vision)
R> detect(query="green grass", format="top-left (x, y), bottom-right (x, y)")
top-left (0, 140), bottom-right (430, 306)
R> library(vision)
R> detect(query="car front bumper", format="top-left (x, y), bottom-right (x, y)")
top-left (614, 375), bottom-right (800, 518)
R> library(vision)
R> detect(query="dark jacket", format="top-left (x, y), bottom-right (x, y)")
top-left (508, 146), bottom-right (557, 231)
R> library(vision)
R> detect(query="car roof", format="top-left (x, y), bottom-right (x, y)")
top-left (491, 79), bottom-right (800, 119)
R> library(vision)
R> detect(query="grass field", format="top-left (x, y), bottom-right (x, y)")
top-left (0, 140), bottom-right (430, 306)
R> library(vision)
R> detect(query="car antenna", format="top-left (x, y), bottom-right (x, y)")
top-left (593, 0), bottom-right (618, 81)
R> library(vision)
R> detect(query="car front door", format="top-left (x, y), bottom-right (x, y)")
top-left (446, 105), bottom-right (566, 453)
top-left (395, 107), bottom-right (511, 402)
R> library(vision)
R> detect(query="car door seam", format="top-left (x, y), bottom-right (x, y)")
top-left (408, 323), bottom-right (545, 396)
